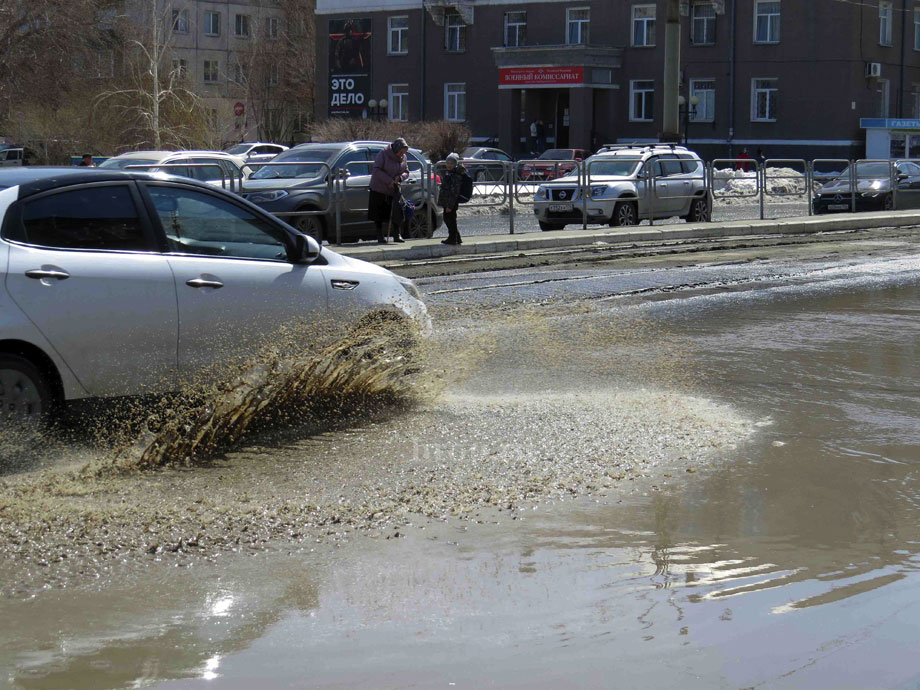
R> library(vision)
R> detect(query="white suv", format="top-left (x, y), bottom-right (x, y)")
top-left (0, 168), bottom-right (428, 424)
top-left (533, 144), bottom-right (712, 230)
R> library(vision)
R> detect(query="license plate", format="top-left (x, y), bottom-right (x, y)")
top-left (827, 204), bottom-right (849, 210)
top-left (548, 203), bottom-right (573, 212)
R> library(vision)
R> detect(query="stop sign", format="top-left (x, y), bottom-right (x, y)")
top-left (234, 102), bottom-right (245, 117)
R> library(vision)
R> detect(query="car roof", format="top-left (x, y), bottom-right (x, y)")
top-left (109, 150), bottom-right (241, 160)
top-left (0, 167), bottom-right (218, 199)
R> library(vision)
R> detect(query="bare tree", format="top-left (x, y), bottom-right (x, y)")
top-left (229, 0), bottom-right (315, 146)
top-left (93, 0), bottom-right (210, 151)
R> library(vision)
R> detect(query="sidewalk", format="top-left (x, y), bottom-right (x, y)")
top-left (335, 210), bottom-right (920, 264)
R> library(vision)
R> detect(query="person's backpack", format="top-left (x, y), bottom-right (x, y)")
top-left (458, 173), bottom-right (473, 203)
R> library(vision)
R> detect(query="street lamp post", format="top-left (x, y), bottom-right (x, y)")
top-left (678, 94), bottom-right (699, 146)
top-left (367, 98), bottom-right (388, 121)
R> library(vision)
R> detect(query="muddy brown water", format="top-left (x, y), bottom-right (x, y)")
top-left (1, 255), bottom-right (919, 689)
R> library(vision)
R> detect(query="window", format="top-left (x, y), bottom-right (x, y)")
top-left (172, 8), bottom-right (189, 34)
top-left (265, 16), bottom-right (279, 39)
top-left (93, 50), bottom-right (114, 78)
top-left (691, 2), bottom-right (716, 45)
top-left (915, 8), bottom-right (920, 50)
top-left (172, 58), bottom-right (188, 78)
top-left (389, 83), bottom-right (409, 121)
top-left (265, 63), bottom-right (280, 88)
top-left (912, 84), bottom-right (920, 117)
top-left (389, 16), bottom-right (408, 54)
top-left (880, 1), bottom-right (893, 45)
top-left (567, 8), bottom-right (590, 45)
top-left (630, 80), bottom-right (655, 121)
top-left (445, 12), bottom-right (466, 52)
top-left (632, 5), bottom-right (655, 47)
top-left (877, 78), bottom-right (891, 117)
top-left (754, 1), bottom-right (780, 43)
top-left (445, 83), bottom-right (466, 121)
top-left (504, 11), bottom-right (526, 47)
top-left (148, 186), bottom-right (288, 261)
top-left (204, 11), bottom-right (220, 36)
top-left (689, 79), bottom-right (715, 121)
top-left (18, 186), bottom-right (148, 252)
top-left (234, 14), bottom-right (251, 38)
top-left (204, 60), bottom-right (220, 83)
top-left (751, 78), bottom-right (778, 121)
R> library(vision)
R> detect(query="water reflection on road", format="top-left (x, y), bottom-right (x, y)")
top-left (3, 257), bottom-right (920, 689)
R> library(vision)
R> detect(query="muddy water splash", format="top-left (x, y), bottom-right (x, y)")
top-left (100, 319), bottom-right (435, 472)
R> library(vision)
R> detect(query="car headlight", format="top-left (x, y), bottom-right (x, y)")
top-left (246, 189), bottom-right (289, 203)
top-left (396, 276), bottom-right (421, 300)
top-left (590, 186), bottom-right (609, 198)
top-left (536, 186), bottom-right (548, 199)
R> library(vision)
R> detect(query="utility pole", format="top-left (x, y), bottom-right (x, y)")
top-left (661, 0), bottom-right (681, 142)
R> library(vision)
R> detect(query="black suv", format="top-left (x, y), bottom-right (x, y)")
top-left (240, 141), bottom-right (442, 243)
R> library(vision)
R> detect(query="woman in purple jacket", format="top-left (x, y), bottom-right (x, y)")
top-left (368, 138), bottom-right (410, 243)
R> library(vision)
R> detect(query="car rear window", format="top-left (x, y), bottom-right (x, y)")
top-left (99, 157), bottom-right (159, 170)
top-left (14, 185), bottom-right (148, 251)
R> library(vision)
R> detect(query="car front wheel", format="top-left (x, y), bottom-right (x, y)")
top-left (611, 200), bottom-right (638, 227)
top-left (0, 354), bottom-right (53, 427)
top-left (406, 207), bottom-right (434, 239)
top-left (295, 212), bottom-right (325, 243)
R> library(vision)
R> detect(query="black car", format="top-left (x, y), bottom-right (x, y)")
top-left (240, 141), bottom-right (442, 243)
top-left (813, 160), bottom-right (920, 213)
top-left (461, 146), bottom-right (514, 182)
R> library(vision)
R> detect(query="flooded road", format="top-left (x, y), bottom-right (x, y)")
top-left (2, 248), bottom-right (920, 689)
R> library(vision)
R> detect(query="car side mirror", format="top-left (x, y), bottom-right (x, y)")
top-left (897, 172), bottom-right (908, 181)
top-left (291, 232), bottom-right (321, 264)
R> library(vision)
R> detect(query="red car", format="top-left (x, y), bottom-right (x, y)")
top-left (519, 148), bottom-right (586, 181)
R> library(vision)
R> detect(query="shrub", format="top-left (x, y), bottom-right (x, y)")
top-left (308, 118), bottom-right (471, 162)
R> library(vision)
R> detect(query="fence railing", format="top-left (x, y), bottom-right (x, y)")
top-left (134, 157), bottom-right (917, 244)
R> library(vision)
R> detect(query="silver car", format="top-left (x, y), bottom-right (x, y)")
top-left (99, 150), bottom-right (252, 191)
top-left (0, 168), bottom-right (429, 424)
top-left (533, 144), bottom-right (712, 230)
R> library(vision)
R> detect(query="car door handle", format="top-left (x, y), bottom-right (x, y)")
top-left (331, 279), bottom-right (359, 290)
top-left (25, 269), bottom-right (70, 281)
top-left (186, 277), bottom-right (224, 289)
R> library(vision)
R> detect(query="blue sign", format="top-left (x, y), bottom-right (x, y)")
top-left (860, 118), bottom-right (920, 129)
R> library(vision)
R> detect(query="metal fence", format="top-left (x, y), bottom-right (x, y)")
top-left (138, 156), bottom-right (917, 244)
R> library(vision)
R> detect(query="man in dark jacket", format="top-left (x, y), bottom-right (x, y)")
top-left (438, 152), bottom-right (469, 245)
top-left (369, 138), bottom-right (409, 243)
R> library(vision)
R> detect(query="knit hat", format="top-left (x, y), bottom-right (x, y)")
top-left (446, 152), bottom-right (460, 164)
top-left (391, 137), bottom-right (408, 152)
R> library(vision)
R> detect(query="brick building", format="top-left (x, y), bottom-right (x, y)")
top-left (315, 0), bottom-right (920, 161)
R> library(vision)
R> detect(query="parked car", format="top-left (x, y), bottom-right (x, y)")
top-left (519, 148), bottom-right (587, 181)
top-left (0, 146), bottom-right (25, 167)
top-left (461, 146), bottom-right (514, 182)
top-left (224, 142), bottom-right (289, 164)
top-left (813, 160), bottom-right (920, 213)
top-left (533, 144), bottom-right (712, 230)
top-left (0, 167), bottom-right (429, 425)
top-left (240, 141), bottom-right (442, 243)
top-left (99, 151), bottom-right (251, 191)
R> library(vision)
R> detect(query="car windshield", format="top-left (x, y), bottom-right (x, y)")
top-left (99, 157), bottom-right (160, 170)
top-left (250, 149), bottom-right (338, 179)
top-left (224, 144), bottom-right (251, 155)
top-left (539, 149), bottom-right (573, 160)
top-left (842, 161), bottom-right (897, 178)
top-left (586, 159), bottom-right (641, 176)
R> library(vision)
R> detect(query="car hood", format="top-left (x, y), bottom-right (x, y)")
top-left (540, 174), bottom-right (632, 186)
top-left (818, 178), bottom-right (890, 194)
top-left (242, 176), bottom-right (324, 192)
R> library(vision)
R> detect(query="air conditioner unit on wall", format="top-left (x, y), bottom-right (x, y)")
top-left (866, 62), bottom-right (882, 78)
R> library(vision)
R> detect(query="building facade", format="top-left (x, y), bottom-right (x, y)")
top-left (314, 0), bottom-right (920, 160)
top-left (135, 0), bottom-right (294, 142)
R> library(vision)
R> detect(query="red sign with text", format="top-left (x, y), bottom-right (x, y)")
top-left (499, 66), bottom-right (584, 87)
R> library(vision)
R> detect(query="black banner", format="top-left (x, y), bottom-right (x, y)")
top-left (328, 18), bottom-right (372, 118)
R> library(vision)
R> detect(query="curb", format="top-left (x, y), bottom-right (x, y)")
top-left (334, 211), bottom-right (920, 264)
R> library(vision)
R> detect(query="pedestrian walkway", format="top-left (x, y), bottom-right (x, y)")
top-left (336, 210), bottom-right (920, 264)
